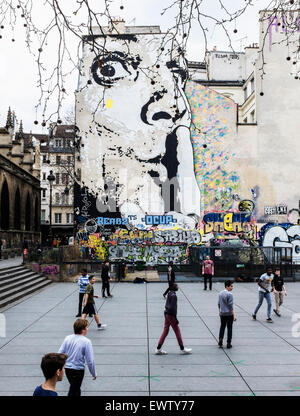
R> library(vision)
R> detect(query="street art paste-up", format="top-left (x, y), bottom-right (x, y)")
top-left (75, 33), bottom-right (201, 230)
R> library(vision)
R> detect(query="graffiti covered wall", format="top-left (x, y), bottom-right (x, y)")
top-left (74, 22), bottom-right (300, 264)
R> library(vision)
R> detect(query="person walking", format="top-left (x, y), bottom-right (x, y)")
top-left (33, 353), bottom-right (67, 396)
top-left (272, 267), bottom-right (287, 317)
top-left (252, 267), bottom-right (274, 323)
top-left (101, 261), bottom-right (113, 298)
top-left (156, 283), bottom-right (192, 355)
top-left (76, 269), bottom-right (90, 317)
top-left (58, 319), bottom-right (97, 397)
top-left (82, 275), bottom-right (107, 330)
top-left (163, 261), bottom-right (175, 298)
top-left (218, 280), bottom-right (237, 349)
top-left (202, 255), bottom-right (214, 290)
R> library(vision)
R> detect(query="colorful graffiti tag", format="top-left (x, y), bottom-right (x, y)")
top-left (260, 223), bottom-right (300, 264)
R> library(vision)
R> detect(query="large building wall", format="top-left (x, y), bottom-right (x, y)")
top-left (253, 11), bottom-right (300, 221)
top-left (74, 18), bottom-right (300, 264)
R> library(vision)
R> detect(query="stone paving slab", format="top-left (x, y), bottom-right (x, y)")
top-left (150, 364), bottom-right (240, 377)
top-left (236, 365), bottom-right (300, 377)
top-left (1, 281), bottom-right (300, 396)
top-left (150, 376), bottom-right (251, 392)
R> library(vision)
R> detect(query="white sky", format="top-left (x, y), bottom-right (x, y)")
top-left (0, 0), bottom-right (270, 133)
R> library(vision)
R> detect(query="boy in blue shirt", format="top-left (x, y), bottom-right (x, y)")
top-left (33, 353), bottom-right (67, 396)
top-left (76, 268), bottom-right (90, 317)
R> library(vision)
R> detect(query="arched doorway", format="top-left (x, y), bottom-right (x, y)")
top-left (25, 193), bottom-right (31, 231)
top-left (14, 188), bottom-right (21, 229)
top-left (0, 180), bottom-right (10, 230)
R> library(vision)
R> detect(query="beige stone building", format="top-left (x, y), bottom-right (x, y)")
top-left (0, 108), bottom-right (41, 254)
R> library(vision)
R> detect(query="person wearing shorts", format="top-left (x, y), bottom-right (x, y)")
top-left (82, 275), bottom-right (107, 330)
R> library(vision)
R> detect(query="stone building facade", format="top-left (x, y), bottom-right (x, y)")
top-left (0, 109), bottom-right (41, 254)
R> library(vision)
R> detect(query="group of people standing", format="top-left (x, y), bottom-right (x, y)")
top-left (33, 262), bottom-right (115, 396)
top-left (33, 259), bottom-right (288, 396)
top-left (156, 260), bottom-right (287, 354)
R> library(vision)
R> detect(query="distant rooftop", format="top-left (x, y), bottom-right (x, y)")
top-left (83, 19), bottom-right (161, 39)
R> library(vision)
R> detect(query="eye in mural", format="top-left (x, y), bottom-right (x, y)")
top-left (91, 51), bottom-right (140, 86)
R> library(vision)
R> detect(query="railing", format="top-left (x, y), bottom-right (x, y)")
top-left (189, 246), bottom-right (294, 280)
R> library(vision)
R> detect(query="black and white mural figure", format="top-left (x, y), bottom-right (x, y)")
top-left (75, 32), bottom-right (201, 229)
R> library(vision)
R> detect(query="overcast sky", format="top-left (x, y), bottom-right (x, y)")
top-left (0, 0), bottom-right (269, 133)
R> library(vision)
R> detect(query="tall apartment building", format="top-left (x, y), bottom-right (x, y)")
top-left (39, 124), bottom-right (75, 243)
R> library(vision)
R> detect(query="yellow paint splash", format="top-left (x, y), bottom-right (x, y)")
top-left (106, 99), bottom-right (113, 109)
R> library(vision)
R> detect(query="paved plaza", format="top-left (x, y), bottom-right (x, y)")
top-left (1, 278), bottom-right (300, 396)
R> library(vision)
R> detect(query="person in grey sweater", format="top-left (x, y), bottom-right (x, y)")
top-left (218, 280), bottom-right (237, 349)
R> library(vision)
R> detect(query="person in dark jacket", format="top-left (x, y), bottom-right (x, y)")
top-left (101, 261), bottom-right (113, 298)
top-left (156, 283), bottom-right (192, 355)
top-left (163, 261), bottom-right (176, 298)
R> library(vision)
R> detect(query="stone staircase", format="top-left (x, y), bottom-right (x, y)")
top-left (0, 265), bottom-right (52, 310)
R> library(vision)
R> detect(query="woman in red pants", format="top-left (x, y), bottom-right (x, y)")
top-left (155, 283), bottom-right (192, 355)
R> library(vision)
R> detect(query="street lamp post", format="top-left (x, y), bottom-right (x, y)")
top-left (64, 185), bottom-right (75, 244)
top-left (47, 170), bottom-right (55, 246)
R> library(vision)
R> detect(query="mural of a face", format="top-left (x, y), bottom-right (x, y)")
top-left (76, 33), bottom-right (200, 227)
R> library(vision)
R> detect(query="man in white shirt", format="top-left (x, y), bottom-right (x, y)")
top-left (252, 267), bottom-right (274, 323)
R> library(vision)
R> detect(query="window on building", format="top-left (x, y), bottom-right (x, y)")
top-left (250, 77), bottom-right (255, 93)
top-left (55, 173), bottom-right (60, 184)
top-left (243, 87), bottom-right (247, 101)
top-left (54, 213), bottom-right (62, 224)
top-left (55, 193), bottom-right (60, 204)
top-left (42, 154), bottom-right (47, 163)
top-left (42, 172), bottom-right (46, 180)
top-left (62, 173), bottom-right (69, 185)
top-left (56, 155), bottom-right (61, 165)
top-left (42, 189), bottom-right (46, 198)
top-left (67, 156), bottom-right (73, 165)
top-left (61, 193), bottom-right (69, 205)
top-left (66, 213), bottom-right (73, 223)
top-left (243, 117), bottom-right (248, 123)
top-left (41, 210), bottom-right (46, 221)
top-left (55, 139), bottom-right (62, 147)
top-left (250, 110), bottom-right (255, 123)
